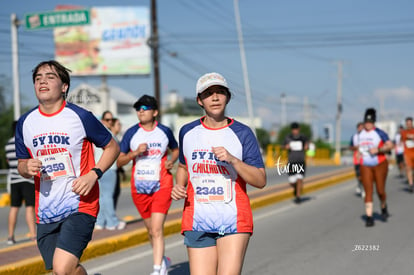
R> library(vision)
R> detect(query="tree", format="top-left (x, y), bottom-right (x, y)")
top-left (0, 106), bottom-right (14, 168)
top-left (0, 75), bottom-right (6, 111)
top-left (255, 128), bottom-right (270, 151)
top-left (0, 76), bottom-right (15, 169)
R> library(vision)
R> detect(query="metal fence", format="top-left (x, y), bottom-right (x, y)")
top-left (0, 169), bottom-right (8, 192)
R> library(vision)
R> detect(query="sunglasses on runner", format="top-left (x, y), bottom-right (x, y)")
top-left (135, 105), bottom-right (153, 111)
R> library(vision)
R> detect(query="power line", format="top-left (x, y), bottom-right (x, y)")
top-left (176, 0), bottom-right (235, 32)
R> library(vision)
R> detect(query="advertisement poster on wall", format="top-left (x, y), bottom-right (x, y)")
top-left (54, 6), bottom-right (151, 76)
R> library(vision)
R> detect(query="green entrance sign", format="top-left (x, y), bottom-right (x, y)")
top-left (25, 9), bottom-right (90, 30)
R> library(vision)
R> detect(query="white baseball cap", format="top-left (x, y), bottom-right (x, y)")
top-left (196, 72), bottom-right (228, 96)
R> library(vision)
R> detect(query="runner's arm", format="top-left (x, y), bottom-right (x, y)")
top-left (117, 143), bottom-right (147, 167)
top-left (94, 138), bottom-right (120, 172)
top-left (229, 158), bottom-right (266, 189)
top-left (117, 152), bottom-right (133, 167)
top-left (165, 148), bottom-right (179, 170)
top-left (171, 163), bottom-right (188, 200)
top-left (212, 146), bottom-right (266, 189)
top-left (72, 138), bottom-right (120, 196)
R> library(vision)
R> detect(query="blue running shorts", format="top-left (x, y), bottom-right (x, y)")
top-left (37, 212), bottom-right (96, 270)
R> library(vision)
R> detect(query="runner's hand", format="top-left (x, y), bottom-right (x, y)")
top-left (171, 184), bottom-right (187, 200)
top-left (27, 159), bottom-right (42, 176)
top-left (165, 160), bottom-right (174, 170)
top-left (369, 147), bottom-right (379, 155)
top-left (137, 143), bottom-right (148, 154)
top-left (212, 146), bottom-right (236, 163)
top-left (72, 172), bottom-right (98, 196)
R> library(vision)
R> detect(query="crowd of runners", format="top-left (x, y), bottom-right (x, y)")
top-left (8, 59), bottom-right (414, 275)
top-left (349, 109), bottom-right (414, 227)
top-left (9, 60), bottom-right (266, 275)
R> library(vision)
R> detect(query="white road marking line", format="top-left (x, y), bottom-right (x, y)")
top-left (87, 181), bottom-right (354, 273)
top-left (254, 181), bottom-right (353, 221)
top-left (86, 240), bottom-right (184, 273)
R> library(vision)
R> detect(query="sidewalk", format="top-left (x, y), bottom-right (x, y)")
top-left (0, 167), bottom-right (354, 275)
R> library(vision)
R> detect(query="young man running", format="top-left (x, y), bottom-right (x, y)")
top-left (15, 60), bottom-right (120, 274)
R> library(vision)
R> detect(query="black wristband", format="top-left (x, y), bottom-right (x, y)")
top-left (91, 168), bottom-right (103, 179)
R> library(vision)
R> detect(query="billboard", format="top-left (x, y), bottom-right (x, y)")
top-left (54, 6), bottom-right (151, 76)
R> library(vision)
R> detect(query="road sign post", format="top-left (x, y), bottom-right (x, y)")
top-left (25, 9), bottom-right (90, 30)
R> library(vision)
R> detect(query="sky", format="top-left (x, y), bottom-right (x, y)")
top-left (1, 0), bottom-right (414, 142)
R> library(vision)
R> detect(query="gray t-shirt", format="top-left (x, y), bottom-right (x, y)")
top-left (284, 134), bottom-right (308, 163)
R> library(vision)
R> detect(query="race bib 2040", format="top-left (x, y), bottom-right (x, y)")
top-left (134, 162), bottom-right (161, 194)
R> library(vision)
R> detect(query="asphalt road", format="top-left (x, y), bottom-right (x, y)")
top-left (0, 165), bottom-right (344, 245)
top-left (80, 166), bottom-right (413, 275)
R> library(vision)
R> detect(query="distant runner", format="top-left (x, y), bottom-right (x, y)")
top-left (356, 108), bottom-right (393, 227)
top-left (349, 122), bottom-right (365, 198)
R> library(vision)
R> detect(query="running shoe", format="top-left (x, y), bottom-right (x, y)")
top-left (150, 272), bottom-right (160, 275)
top-left (160, 256), bottom-right (171, 275)
top-left (409, 185), bottom-right (414, 193)
top-left (381, 206), bottom-right (389, 222)
top-left (6, 237), bottom-right (15, 245)
top-left (94, 224), bottom-right (104, 230)
top-left (365, 216), bottom-right (374, 227)
top-left (106, 221), bottom-right (126, 231)
top-left (294, 197), bottom-right (302, 204)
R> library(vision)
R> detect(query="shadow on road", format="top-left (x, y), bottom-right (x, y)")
top-left (169, 261), bottom-right (190, 275)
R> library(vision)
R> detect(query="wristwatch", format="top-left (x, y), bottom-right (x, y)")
top-left (91, 168), bottom-right (103, 179)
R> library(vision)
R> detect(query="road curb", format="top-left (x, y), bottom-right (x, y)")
top-left (0, 193), bottom-right (10, 207)
top-left (0, 169), bottom-right (355, 275)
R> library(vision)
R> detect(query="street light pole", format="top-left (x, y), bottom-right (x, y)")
top-left (150, 0), bottom-right (161, 119)
top-left (334, 60), bottom-right (343, 165)
top-left (281, 93), bottom-right (286, 126)
top-left (11, 13), bottom-right (21, 121)
top-left (234, 0), bottom-right (255, 132)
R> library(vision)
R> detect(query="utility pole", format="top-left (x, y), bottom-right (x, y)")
top-left (100, 75), bottom-right (109, 111)
top-left (234, 0), bottom-right (255, 132)
top-left (334, 61), bottom-right (343, 165)
top-left (281, 93), bottom-right (286, 127)
top-left (150, 0), bottom-right (161, 119)
top-left (303, 96), bottom-right (310, 124)
top-left (379, 94), bottom-right (385, 121)
top-left (11, 13), bottom-right (21, 121)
